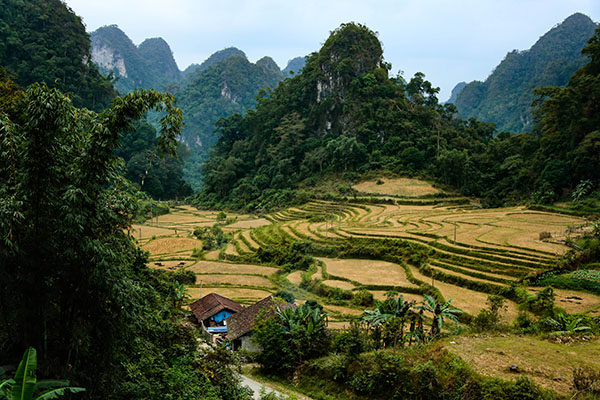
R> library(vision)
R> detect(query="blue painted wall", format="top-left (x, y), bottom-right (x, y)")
top-left (211, 310), bottom-right (234, 323)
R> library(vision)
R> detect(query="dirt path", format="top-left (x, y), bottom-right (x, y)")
top-left (239, 374), bottom-right (283, 399)
top-left (239, 372), bottom-right (313, 399)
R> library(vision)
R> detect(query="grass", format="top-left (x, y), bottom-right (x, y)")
top-left (443, 334), bottom-right (600, 396)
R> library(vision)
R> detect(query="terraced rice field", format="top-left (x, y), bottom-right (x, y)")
top-left (139, 182), bottom-right (598, 325)
top-left (319, 258), bottom-right (418, 287)
top-left (353, 178), bottom-right (441, 197)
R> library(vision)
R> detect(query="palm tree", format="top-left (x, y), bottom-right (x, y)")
top-left (421, 295), bottom-right (461, 339)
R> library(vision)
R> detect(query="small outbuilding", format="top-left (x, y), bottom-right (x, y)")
top-left (226, 295), bottom-right (295, 352)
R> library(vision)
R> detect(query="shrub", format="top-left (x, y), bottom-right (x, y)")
top-left (273, 290), bottom-right (295, 304)
top-left (351, 289), bottom-right (374, 307)
top-left (573, 366), bottom-right (600, 395)
top-left (471, 295), bottom-right (507, 332)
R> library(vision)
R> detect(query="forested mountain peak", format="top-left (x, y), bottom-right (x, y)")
top-left (453, 12), bottom-right (598, 133)
top-left (182, 47), bottom-right (247, 80)
top-left (256, 56), bottom-right (281, 73)
top-left (313, 23), bottom-right (384, 102)
top-left (446, 81), bottom-right (466, 104)
top-left (0, 0), bottom-right (115, 110)
top-left (282, 56), bottom-right (307, 76)
top-left (138, 37), bottom-right (181, 81)
top-left (91, 25), bottom-right (181, 93)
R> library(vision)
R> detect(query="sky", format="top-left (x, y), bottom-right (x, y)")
top-left (64, 0), bottom-right (600, 101)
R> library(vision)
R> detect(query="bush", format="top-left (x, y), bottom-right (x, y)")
top-left (573, 366), bottom-right (600, 395)
top-left (193, 224), bottom-right (231, 250)
top-left (351, 289), bottom-right (374, 307)
top-left (471, 295), bottom-right (507, 332)
top-left (273, 290), bottom-right (295, 304)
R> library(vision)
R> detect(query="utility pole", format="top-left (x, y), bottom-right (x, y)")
top-left (454, 223), bottom-right (457, 244)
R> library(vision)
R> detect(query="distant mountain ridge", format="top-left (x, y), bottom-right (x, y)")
top-left (91, 25), bottom-right (181, 93)
top-left (452, 13), bottom-right (598, 133)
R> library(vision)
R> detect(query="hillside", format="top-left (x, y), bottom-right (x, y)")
top-left (0, 0), bottom-right (115, 110)
top-left (194, 21), bottom-right (600, 210)
top-left (193, 23), bottom-right (498, 209)
top-left (91, 25), bottom-right (181, 93)
top-left (177, 53), bottom-right (284, 148)
top-left (453, 13), bottom-right (598, 133)
top-left (177, 54), bottom-right (286, 190)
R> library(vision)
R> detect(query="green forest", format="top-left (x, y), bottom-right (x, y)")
top-left (454, 13), bottom-right (597, 133)
top-left (194, 22), bottom-right (600, 211)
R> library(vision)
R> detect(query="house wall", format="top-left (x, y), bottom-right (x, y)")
top-left (240, 333), bottom-right (262, 353)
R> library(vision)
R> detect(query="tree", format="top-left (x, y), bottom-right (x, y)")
top-left (362, 295), bottom-right (414, 347)
top-left (0, 84), bottom-right (183, 395)
top-left (253, 303), bottom-right (330, 376)
top-left (420, 295), bottom-right (461, 339)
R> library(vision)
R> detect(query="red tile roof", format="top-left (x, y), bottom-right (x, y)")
top-left (226, 295), bottom-right (295, 341)
top-left (189, 293), bottom-right (243, 323)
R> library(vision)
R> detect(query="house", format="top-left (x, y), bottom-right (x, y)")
top-left (226, 295), bottom-right (295, 352)
top-left (189, 293), bottom-right (243, 344)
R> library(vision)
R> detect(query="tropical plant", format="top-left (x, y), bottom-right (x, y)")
top-left (0, 348), bottom-right (84, 400)
top-left (253, 303), bottom-right (330, 376)
top-left (172, 280), bottom-right (190, 309)
top-left (420, 295), bottom-right (462, 338)
top-left (541, 313), bottom-right (591, 335)
top-left (362, 295), bottom-right (415, 347)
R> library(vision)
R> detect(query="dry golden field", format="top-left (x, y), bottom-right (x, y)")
top-left (195, 274), bottom-right (275, 288)
top-left (142, 237), bottom-right (201, 255)
top-left (187, 261), bottom-right (277, 275)
top-left (353, 178), bottom-right (441, 197)
top-left (319, 258), bottom-right (419, 287)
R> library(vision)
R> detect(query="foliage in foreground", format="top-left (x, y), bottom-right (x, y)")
top-left (0, 84), bottom-right (249, 399)
top-left (0, 347), bottom-right (84, 400)
top-left (299, 345), bottom-right (560, 400)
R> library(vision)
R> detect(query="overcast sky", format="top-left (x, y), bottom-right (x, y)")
top-left (64, 0), bottom-right (599, 101)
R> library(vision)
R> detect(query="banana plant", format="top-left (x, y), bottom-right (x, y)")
top-left (421, 295), bottom-right (462, 338)
top-left (546, 313), bottom-right (591, 335)
top-left (0, 348), bottom-right (84, 400)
